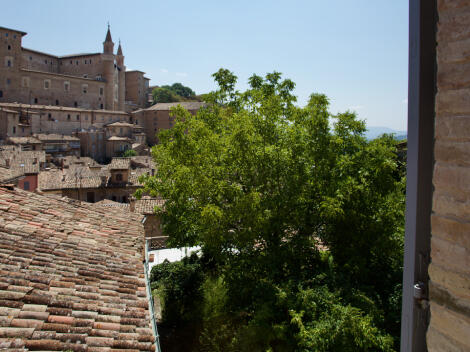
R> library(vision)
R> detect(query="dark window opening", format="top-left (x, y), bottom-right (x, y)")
top-left (122, 196), bottom-right (128, 203)
top-left (100, 104), bottom-right (103, 109)
top-left (86, 192), bottom-right (95, 203)
top-left (44, 59), bottom-right (47, 64)
top-left (7, 45), bottom-right (11, 50)
top-left (0, 90), bottom-right (3, 98)
top-left (34, 98), bottom-right (38, 104)
top-left (112, 195), bottom-right (117, 201)
top-left (76, 61), bottom-right (78, 65)
top-left (7, 60), bottom-right (11, 67)
top-left (55, 100), bottom-right (59, 106)
top-left (67, 114), bottom-right (71, 120)
top-left (29, 56), bottom-right (32, 60)
top-left (74, 101), bottom-right (78, 107)
top-left (76, 115), bottom-right (79, 121)
top-left (12, 126), bottom-right (16, 134)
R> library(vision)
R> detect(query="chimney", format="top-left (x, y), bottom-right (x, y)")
top-left (129, 197), bottom-right (136, 212)
top-left (5, 159), bottom-right (10, 168)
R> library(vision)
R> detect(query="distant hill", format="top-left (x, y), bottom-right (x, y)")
top-left (365, 126), bottom-right (407, 140)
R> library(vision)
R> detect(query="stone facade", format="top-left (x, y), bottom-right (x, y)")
top-left (132, 101), bottom-right (205, 145)
top-left (125, 70), bottom-right (150, 111)
top-left (427, 1), bottom-right (470, 350)
top-left (0, 25), bottom-right (148, 112)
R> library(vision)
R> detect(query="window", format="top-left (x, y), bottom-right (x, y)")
top-left (70, 60), bottom-right (72, 64)
top-left (82, 84), bottom-right (88, 94)
top-left (120, 128), bottom-right (123, 134)
top-left (12, 126), bottom-right (16, 134)
top-left (83, 74), bottom-right (88, 78)
top-left (86, 192), bottom-right (95, 203)
top-left (21, 77), bottom-right (30, 88)
top-left (29, 56), bottom-right (32, 60)
top-left (99, 87), bottom-right (104, 96)
top-left (67, 114), bottom-right (71, 121)
top-left (0, 90), bottom-right (2, 98)
top-left (34, 98), bottom-right (38, 104)
top-left (76, 115), bottom-right (79, 121)
top-left (23, 181), bottom-right (30, 191)
top-left (89, 59), bottom-right (92, 64)
top-left (5, 56), bottom-right (13, 67)
top-left (5, 33), bottom-right (8, 37)
top-left (76, 60), bottom-right (79, 65)
top-left (48, 113), bottom-right (52, 120)
top-left (64, 81), bottom-right (70, 92)
top-left (116, 173), bottom-right (123, 181)
top-left (55, 100), bottom-right (59, 106)
top-left (7, 45), bottom-right (10, 50)
top-left (112, 195), bottom-right (117, 201)
top-left (85, 115), bottom-right (88, 121)
top-left (100, 103), bottom-right (103, 109)
top-left (74, 101), bottom-right (77, 107)
top-left (44, 80), bottom-right (50, 89)
top-left (44, 59), bottom-right (47, 64)
top-left (122, 196), bottom-right (127, 203)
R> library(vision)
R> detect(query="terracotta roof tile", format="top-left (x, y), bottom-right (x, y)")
top-left (0, 187), bottom-right (155, 351)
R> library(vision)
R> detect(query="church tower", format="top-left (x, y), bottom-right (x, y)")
top-left (102, 24), bottom-right (115, 110)
top-left (116, 41), bottom-right (126, 111)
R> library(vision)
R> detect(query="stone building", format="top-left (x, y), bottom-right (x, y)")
top-left (0, 25), bottom-right (132, 111)
top-left (125, 70), bottom-right (150, 111)
top-left (132, 101), bottom-right (205, 145)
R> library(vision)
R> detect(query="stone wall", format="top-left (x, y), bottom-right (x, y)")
top-left (427, 1), bottom-right (470, 350)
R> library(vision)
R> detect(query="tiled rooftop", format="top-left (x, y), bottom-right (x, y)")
top-left (109, 158), bottom-right (131, 170)
top-left (133, 198), bottom-right (165, 216)
top-left (38, 162), bottom-right (149, 191)
top-left (7, 137), bottom-right (42, 145)
top-left (0, 187), bottom-right (155, 351)
top-left (34, 134), bottom-right (80, 142)
top-left (145, 102), bottom-right (205, 111)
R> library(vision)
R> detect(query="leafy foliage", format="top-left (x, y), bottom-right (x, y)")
top-left (122, 149), bottom-right (137, 157)
top-left (143, 69), bottom-right (405, 351)
top-left (152, 83), bottom-right (197, 104)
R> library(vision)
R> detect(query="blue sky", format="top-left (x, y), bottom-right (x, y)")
top-left (1, 0), bottom-right (408, 130)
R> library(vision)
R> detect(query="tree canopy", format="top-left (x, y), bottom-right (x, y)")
top-left (140, 69), bottom-right (405, 351)
top-left (152, 83), bottom-right (197, 104)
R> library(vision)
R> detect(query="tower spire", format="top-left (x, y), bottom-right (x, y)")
top-left (117, 39), bottom-right (123, 56)
top-left (105, 22), bottom-right (112, 42)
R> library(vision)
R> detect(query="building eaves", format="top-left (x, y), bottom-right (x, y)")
top-left (0, 26), bottom-right (27, 36)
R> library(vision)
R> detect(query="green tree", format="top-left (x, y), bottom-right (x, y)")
top-left (122, 149), bottom-right (137, 157)
top-left (152, 87), bottom-right (179, 104)
top-left (141, 69), bottom-right (405, 350)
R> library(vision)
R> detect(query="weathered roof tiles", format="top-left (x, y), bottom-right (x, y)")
top-left (0, 187), bottom-right (155, 351)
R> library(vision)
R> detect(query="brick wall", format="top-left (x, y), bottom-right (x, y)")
top-left (428, 1), bottom-right (470, 350)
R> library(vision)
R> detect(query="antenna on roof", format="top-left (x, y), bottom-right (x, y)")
top-left (107, 21), bottom-right (110, 30)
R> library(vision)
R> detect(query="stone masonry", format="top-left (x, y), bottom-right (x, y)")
top-left (427, 1), bottom-right (470, 350)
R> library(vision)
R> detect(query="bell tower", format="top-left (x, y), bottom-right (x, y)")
top-left (102, 24), bottom-right (115, 110)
